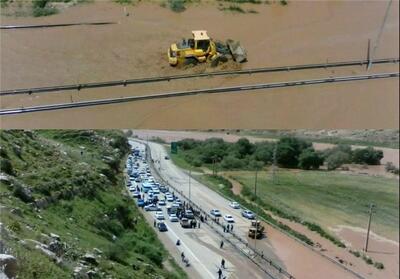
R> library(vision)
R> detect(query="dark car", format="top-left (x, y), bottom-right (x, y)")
top-left (136, 199), bottom-right (145, 208)
top-left (184, 210), bottom-right (194, 219)
top-left (157, 222), bottom-right (168, 232)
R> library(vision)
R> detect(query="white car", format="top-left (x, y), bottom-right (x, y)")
top-left (152, 188), bottom-right (160, 194)
top-left (155, 212), bottom-right (165, 220)
top-left (223, 215), bottom-right (235, 223)
top-left (210, 209), bottom-right (222, 217)
top-left (169, 213), bottom-right (179, 222)
top-left (166, 195), bottom-right (174, 202)
top-left (229, 201), bottom-right (240, 209)
top-left (158, 200), bottom-right (166, 206)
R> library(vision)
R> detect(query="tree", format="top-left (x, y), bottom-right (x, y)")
top-left (326, 151), bottom-right (351, 170)
top-left (233, 138), bottom-right (254, 158)
top-left (276, 137), bottom-right (312, 168)
top-left (298, 148), bottom-right (324, 170)
top-left (254, 142), bottom-right (274, 164)
top-left (352, 147), bottom-right (383, 165)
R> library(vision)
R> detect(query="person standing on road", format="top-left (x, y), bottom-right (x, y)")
top-left (221, 258), bottom-right (225, 269)
top-left (217, 268), bottom-right (223, 279)
top-left (220, 240), bottom-right (224, 249)
top-left (153, 220), bottom-right (156, 227)
top-left (198, 222), bottom-right (200, 229)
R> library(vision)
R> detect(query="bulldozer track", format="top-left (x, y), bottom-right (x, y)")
top-left (0, 58), bottom-right (398, 96)
top-left (1, 72), bottom-right (398, 116)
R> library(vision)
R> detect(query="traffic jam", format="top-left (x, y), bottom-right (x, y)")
top-left (125, 144), bottom-right (265, 271)
top-left (126, 146), bottom-right (259, 227)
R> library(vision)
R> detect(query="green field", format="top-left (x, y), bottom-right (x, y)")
top-left (230, 170), bottom-right (399, 241)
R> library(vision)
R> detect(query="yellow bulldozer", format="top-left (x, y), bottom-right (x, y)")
top-left (168, 30), bottom-right (247, 67)
top-left (248, 220), bottom-right (265, 239)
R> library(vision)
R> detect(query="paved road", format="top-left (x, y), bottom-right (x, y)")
top-left (142, 140), bottom-right (358, 279)
top-left (129, 141), bottom-right (268, 279)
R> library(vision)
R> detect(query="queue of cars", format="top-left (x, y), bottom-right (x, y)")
top-left (127, 145), bottom-right (258, 235)
top-left (127, 147), bottom-right (198, 232)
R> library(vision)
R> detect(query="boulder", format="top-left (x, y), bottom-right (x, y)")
top-left (92, 248), bottom-right (102, 255)
top-left (10, 208), bottom-right (22, 217)
top-left (50, 233), bottom-right (61, 241)
top-left (48, 241), bottom-right (64, 257)
top-left (82, 253), bottom-right (98, 266)
top-left (0, 254), bottom-right (17, 279)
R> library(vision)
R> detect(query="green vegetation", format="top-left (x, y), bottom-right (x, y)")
top-left (32, 0), bottom-right (58, 17)
top-left (231, 170), bottom-right (399, 241)
top-left (234, 130), bottom-right (400, 149)
top-left (219, 0), bottom-right (262, 3)
top-left (174, 137), bottom-right (384, 172)
top-left (221, 5), bottom-right (246, 13)
top-left (0, 130), bottom-right (186, 279)
top-left (195, 174), bottom-right (315, 246)
top-left (168, 0), bottom-right (188, 12)
top-left (385, 162), bottom-right (399, 175)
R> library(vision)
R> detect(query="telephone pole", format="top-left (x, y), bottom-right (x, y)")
top-left (188, 169), bottom-right (192, 205)
top-left (368, 0), bottom-right (393, 70)
top-left (254, 169), bottom-right (259, 254)
top-left (272, 143), bottom-right (278, 184)
top-left (364, 203), bottom-right (375, 252)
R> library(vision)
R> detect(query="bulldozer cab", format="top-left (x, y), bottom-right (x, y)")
top-left (251, 220), bottom-right (261, 227)
top-left (192, 30), bottom-right (211, 52)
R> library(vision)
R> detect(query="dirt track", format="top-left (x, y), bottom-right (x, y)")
top-left (1, 1), bottom-right (399, 129)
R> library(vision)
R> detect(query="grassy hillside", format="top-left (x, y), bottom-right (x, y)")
top-left (230, 170), bottom-right (399, 241)
top-left (0, 130), bottom-right (186, 279)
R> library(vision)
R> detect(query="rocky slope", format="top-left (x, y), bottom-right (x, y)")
top-left (0, 130), bottom-right (186, 279)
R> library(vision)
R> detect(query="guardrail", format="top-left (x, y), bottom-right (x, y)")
top-left (1, 58), bottom-right (398, 96)
top-left (0, 21), bottom-right (116, 30)
top-left (137, 140), bottom-right (295, 279)
top-left (1, 72), bottom-right (398, 116)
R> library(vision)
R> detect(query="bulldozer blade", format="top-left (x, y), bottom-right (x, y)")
top-left (226, 39), bottom-right (247, 63)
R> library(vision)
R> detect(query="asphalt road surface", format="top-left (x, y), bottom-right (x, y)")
top-left (128, 141), bottom-right (268, 279)
top-left (140, 140), bottom-right (359, 279)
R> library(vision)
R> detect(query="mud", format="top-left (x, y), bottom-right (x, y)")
top-left (1, 1), bottom-right (399, 129)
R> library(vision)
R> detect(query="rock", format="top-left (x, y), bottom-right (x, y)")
top-left (111, 235), bottom-right (117, 241)
top-left (9, 208), bottom-right (22, 217)
top-left (35, 198), bottom-right (49, 209)
top-left (73, 266), bottom-right (89, 279)
top-left (0, 175), bottom-right (10, 183)
top-left (35, 244), bottom-right (57, 261)
top-left (0, 270), bottom-right (8, 279)
top-left (82, 253), bottom-right (98, 266)
top-left (86, 270), bottom-right (98, 278)
top-left (48, 241), bottom-right (64, 257)
top-left (93, 248), bottom-right (102, 255)
top-left (50, 233), bottom-right (61, 241)
top-left (0, 254), bottom-right (18, 279)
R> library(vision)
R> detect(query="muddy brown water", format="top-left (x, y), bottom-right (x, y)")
top-left (1, 1), bottom-right (399, 129)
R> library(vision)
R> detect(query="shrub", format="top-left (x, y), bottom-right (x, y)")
top-left (385, 162), bottom-right (399, 175)
top-left (326, 151), bottom-right (351, 170)
top-left (106, 242), bottom-right (129, 265)
top-left (298, 148), bottom-right (324, 170)
top-left (169, 0), bottom-right (186, 12)
top-left (276, 137), bottom-right (312, 168)
top-left (1, 158), bottom-right (14, 175)
top-left (374, 262), bottom-right (384, 270)
top-left (352, 147), bottom-right (383, 165)
top-left (349, 250), bottom-right (361, 257)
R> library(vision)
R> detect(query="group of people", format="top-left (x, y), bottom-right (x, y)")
top-left (223, 224), bottom-right (233, 233)
top-left (217, 258), bottom-right (227, 279)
